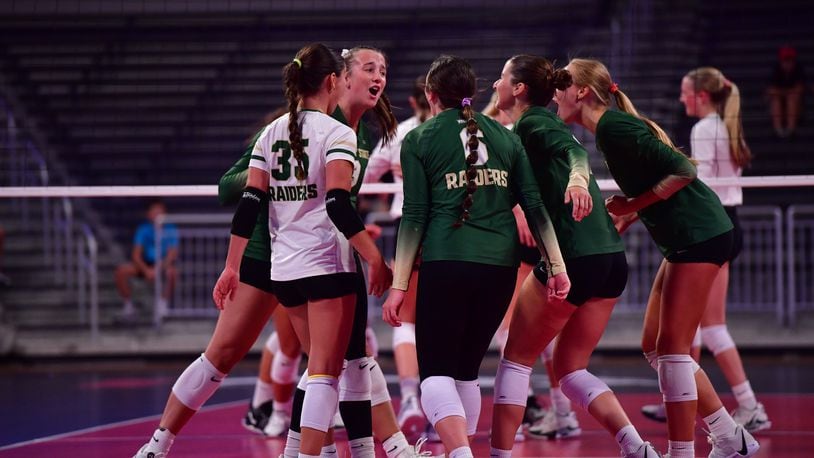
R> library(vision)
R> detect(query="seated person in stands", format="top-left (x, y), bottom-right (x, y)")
top-left (767, 45), bottom-right (806, 138)
top-left (115, 199), bottom-right (179, 320)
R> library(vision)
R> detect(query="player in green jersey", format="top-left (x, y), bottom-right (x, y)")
top-left (381, 55), bottom-right (570, 458)
top-left (487, 55), bottom-right (657, 458)
top-left (554, 58), bottom-right (759, 458)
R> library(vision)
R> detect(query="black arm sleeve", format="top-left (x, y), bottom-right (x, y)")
top-left (231, 187), bottom-right (267, 238)
top-left (326, 188), bottom-right (366, 239)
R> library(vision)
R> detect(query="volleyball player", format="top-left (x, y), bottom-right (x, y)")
top-left (488, 54), bottom-right (657, 458)
top-left (364, 74), bottom-right (431, 439)
top-left (553, 57), bottom-right (759, 458)
top-left (640, 67), bottom-right (771, 434)
top-left (213, 43), bottom-right (391, 458)
top-left (382, 55), bottom-right (570, 458)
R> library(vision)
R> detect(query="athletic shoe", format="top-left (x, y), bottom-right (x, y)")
top-left (421, 423), bottom-right (441, 443)
top-left (527, 410), bottom-right (581, 439)
top-left (333, 410), bottom-right (345, 430)
top-left (398, 395), bottom-right (426, 438)
top-left (242, 400), bottom-right (273, 434)
top-left (523, 395), bottom-right (547, 425)
top-left (731, 403), bottom-right (771, 433)
top-left (707, 425), bottom-right (760, 458)
top-left (263, 410), bottom-right (291, 437)
top-left (641, 402), bottom-right (667, 423)
top-left (408, 437), bottom-right (437, 457)
top-left (133, 444), bottom-right (166, 458)
top-left (623, 441), bottom-right (662, 457)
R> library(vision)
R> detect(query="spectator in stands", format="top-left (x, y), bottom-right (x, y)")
top-left (0, 225), bottom-right (10, 287)
top-left (114, 199), bottom-right (178, 321)
top-left (767, 45), bottom-right (805, 138)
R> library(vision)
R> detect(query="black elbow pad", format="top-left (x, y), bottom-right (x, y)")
top-left (326, 188), bottom-right (365, 239)
top-left (231, 187), bottom-right (266, 238)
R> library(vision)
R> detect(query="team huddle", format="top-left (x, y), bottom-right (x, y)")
top-left (134, 43), bottom-right (767, 458)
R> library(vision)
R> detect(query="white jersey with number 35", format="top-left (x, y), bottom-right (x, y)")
top-left (248, 110), bottom-right (358, 281)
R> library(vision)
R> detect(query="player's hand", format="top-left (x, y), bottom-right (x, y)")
top-left (611, 212), bottom-right (637, 234)
top-left (605, 195), bottom-right (635, 216)
top-left (547, 272), bottom-right (571, 301)
top-left (365, 224), bottom-right (383, 240)
top-left (565, 186), bottom-right (593, 221)
top-left (212, 266), bottom-right (238, 310)
top-left (382, 288), bottom-right (406, 327)
top-left (367, 258), bottom-right (392, 297)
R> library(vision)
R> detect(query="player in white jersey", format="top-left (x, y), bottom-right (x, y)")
top-left (212, 43), bottom-right (392, 458)
top-left (638, 67), bottom-right (771, 436)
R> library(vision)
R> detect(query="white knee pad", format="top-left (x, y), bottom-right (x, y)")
top-left (540, 339), bottom-right (555, 364)
top-left (455, 379), bottom-right (481, 436)
top-left (558, 369), bottom-right (611, 411)
top-left (265, 331), bottom-right (280, 353)
top-left (692, 326), bottom-right (702, 348)
top-left (272, 349), bottom-right (302, 385)
top-left (701, 325), bottom-right (736, 356)
top-left (172, 354), bottom-right (227, 411)
top-left (493, 358), bottom-right (532, 406)
top-left (369, 358), bottom-right (391, 406)
top-left (392, 322), bottom-right (416, 348)
top-left (644, 350), bottom-right (659, 371)
top-left (420, 376), bottom-right (465, 427)
top-left (301, 375), bottom-right (340, 432)
top-left (339, 357), bottom-right (373, 402)
top-left (366, 327), bottom-right (379, 358)
top-left (657, 354), bottom-right (697, 403)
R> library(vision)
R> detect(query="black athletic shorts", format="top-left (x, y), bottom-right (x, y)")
top-left (272, 272), bottom-right (358, 308)
top-left (518, 243), bottom-right (540, 266)
top-left (666, 229), bottom-right (735, 267)
top-left (533, 251), bottom-right (628, 306)
top-left (239, 256), bottom-right (274, 294)
top-left (724, 206), bottom-right (743, 262)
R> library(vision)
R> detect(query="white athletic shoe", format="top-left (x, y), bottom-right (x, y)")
top-left (707, 425), bottom-right (760, 458)
top-left (397, 395), bottom-right (426, 438)
top-left (731, 403), bottom-right (771, 433)
top-left (407, 437), bottom-right (437, 457)
top-left (527, 410), bottom-right (581, 439)
top-left (133, 443), bottom-right (167, 458)
top-left (263, 410), bottom-right (291, 437)
top-left (641, 403), bottom-right (667, 422)
top-left (623, 441), bottom-right (661, 458)
top-left (333, 410), bottom-right (345, 430)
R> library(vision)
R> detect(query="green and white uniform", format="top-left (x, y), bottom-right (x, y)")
top-left (514, 106), bottom-right (624, 259)
top-left (393, 108), bottom-right (564, 290)
top-left (595, 110), bottom-right (732, 258)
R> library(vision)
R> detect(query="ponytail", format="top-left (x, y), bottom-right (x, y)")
top-left (283, 61), bottom-right (307, 180)
top-left (721, 81), bottom-right (752, 167)
top-left (454, 98), bottom-right (480, 228)
top-left (612, 88), bottom-right (678, 150)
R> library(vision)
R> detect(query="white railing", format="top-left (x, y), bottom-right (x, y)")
top-left (787, 205), bottom-right (814, 327)
top-left (153, 213), bottom-right (232, 328)
top-left (77, 223), bottom-right (99, 339)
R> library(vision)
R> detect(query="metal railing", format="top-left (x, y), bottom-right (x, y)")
top-left (77, 223), bottom-right (99, 339)
top-left (787, 205), bottom-right (814, 327)
top-left (153, 213), bottom-right (232, 328)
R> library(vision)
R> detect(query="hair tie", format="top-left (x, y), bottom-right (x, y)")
top-left (461, 97), bottom-right (473, 107)
top-left (341, 48), bottom-right (351, 59)
top-left (609, 82), bottom-right (619, 94)
top-left (292, 58), bottom-right (302, 68)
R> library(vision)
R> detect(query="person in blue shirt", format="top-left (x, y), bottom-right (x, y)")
top-left (115, 199), bottom-right (179, 321)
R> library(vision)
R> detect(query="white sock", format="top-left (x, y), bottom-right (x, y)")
top-left (382, 431), bottom-right (410, 458)
top-left (145, 427), bottom-right (174, 454)
top-left (489, 446), bottom-right (512, 457)
top-left (667, 440), bottom-right (694, 458)
top-left (732, 381), bottom-right (758, 410)
top-left (615, 424), bottom-right (644, 455)
top-left (320, 443), bottom-right (338, 457)
top-left (704, 406), bottom-right (739, 438)
top-left (283, 430), bottom-right (301, 457)
top-left (550, 386), bottom-right (571, 414)
top-left (252, 380), bottom-right (275, 408)
top-left (400, 376), bottom-right (420, 400)
top-left (348, 436), bottom-right (375, 458)
top-left (449, 446), bottom-right (474, 458)
top-left (298, 454), bottom-right (320, 458)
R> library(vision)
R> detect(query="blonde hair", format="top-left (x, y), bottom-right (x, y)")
top-left (568, 58), bottom-right (678, 151)
top-left (685, 67), bottom-right (752, 168)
